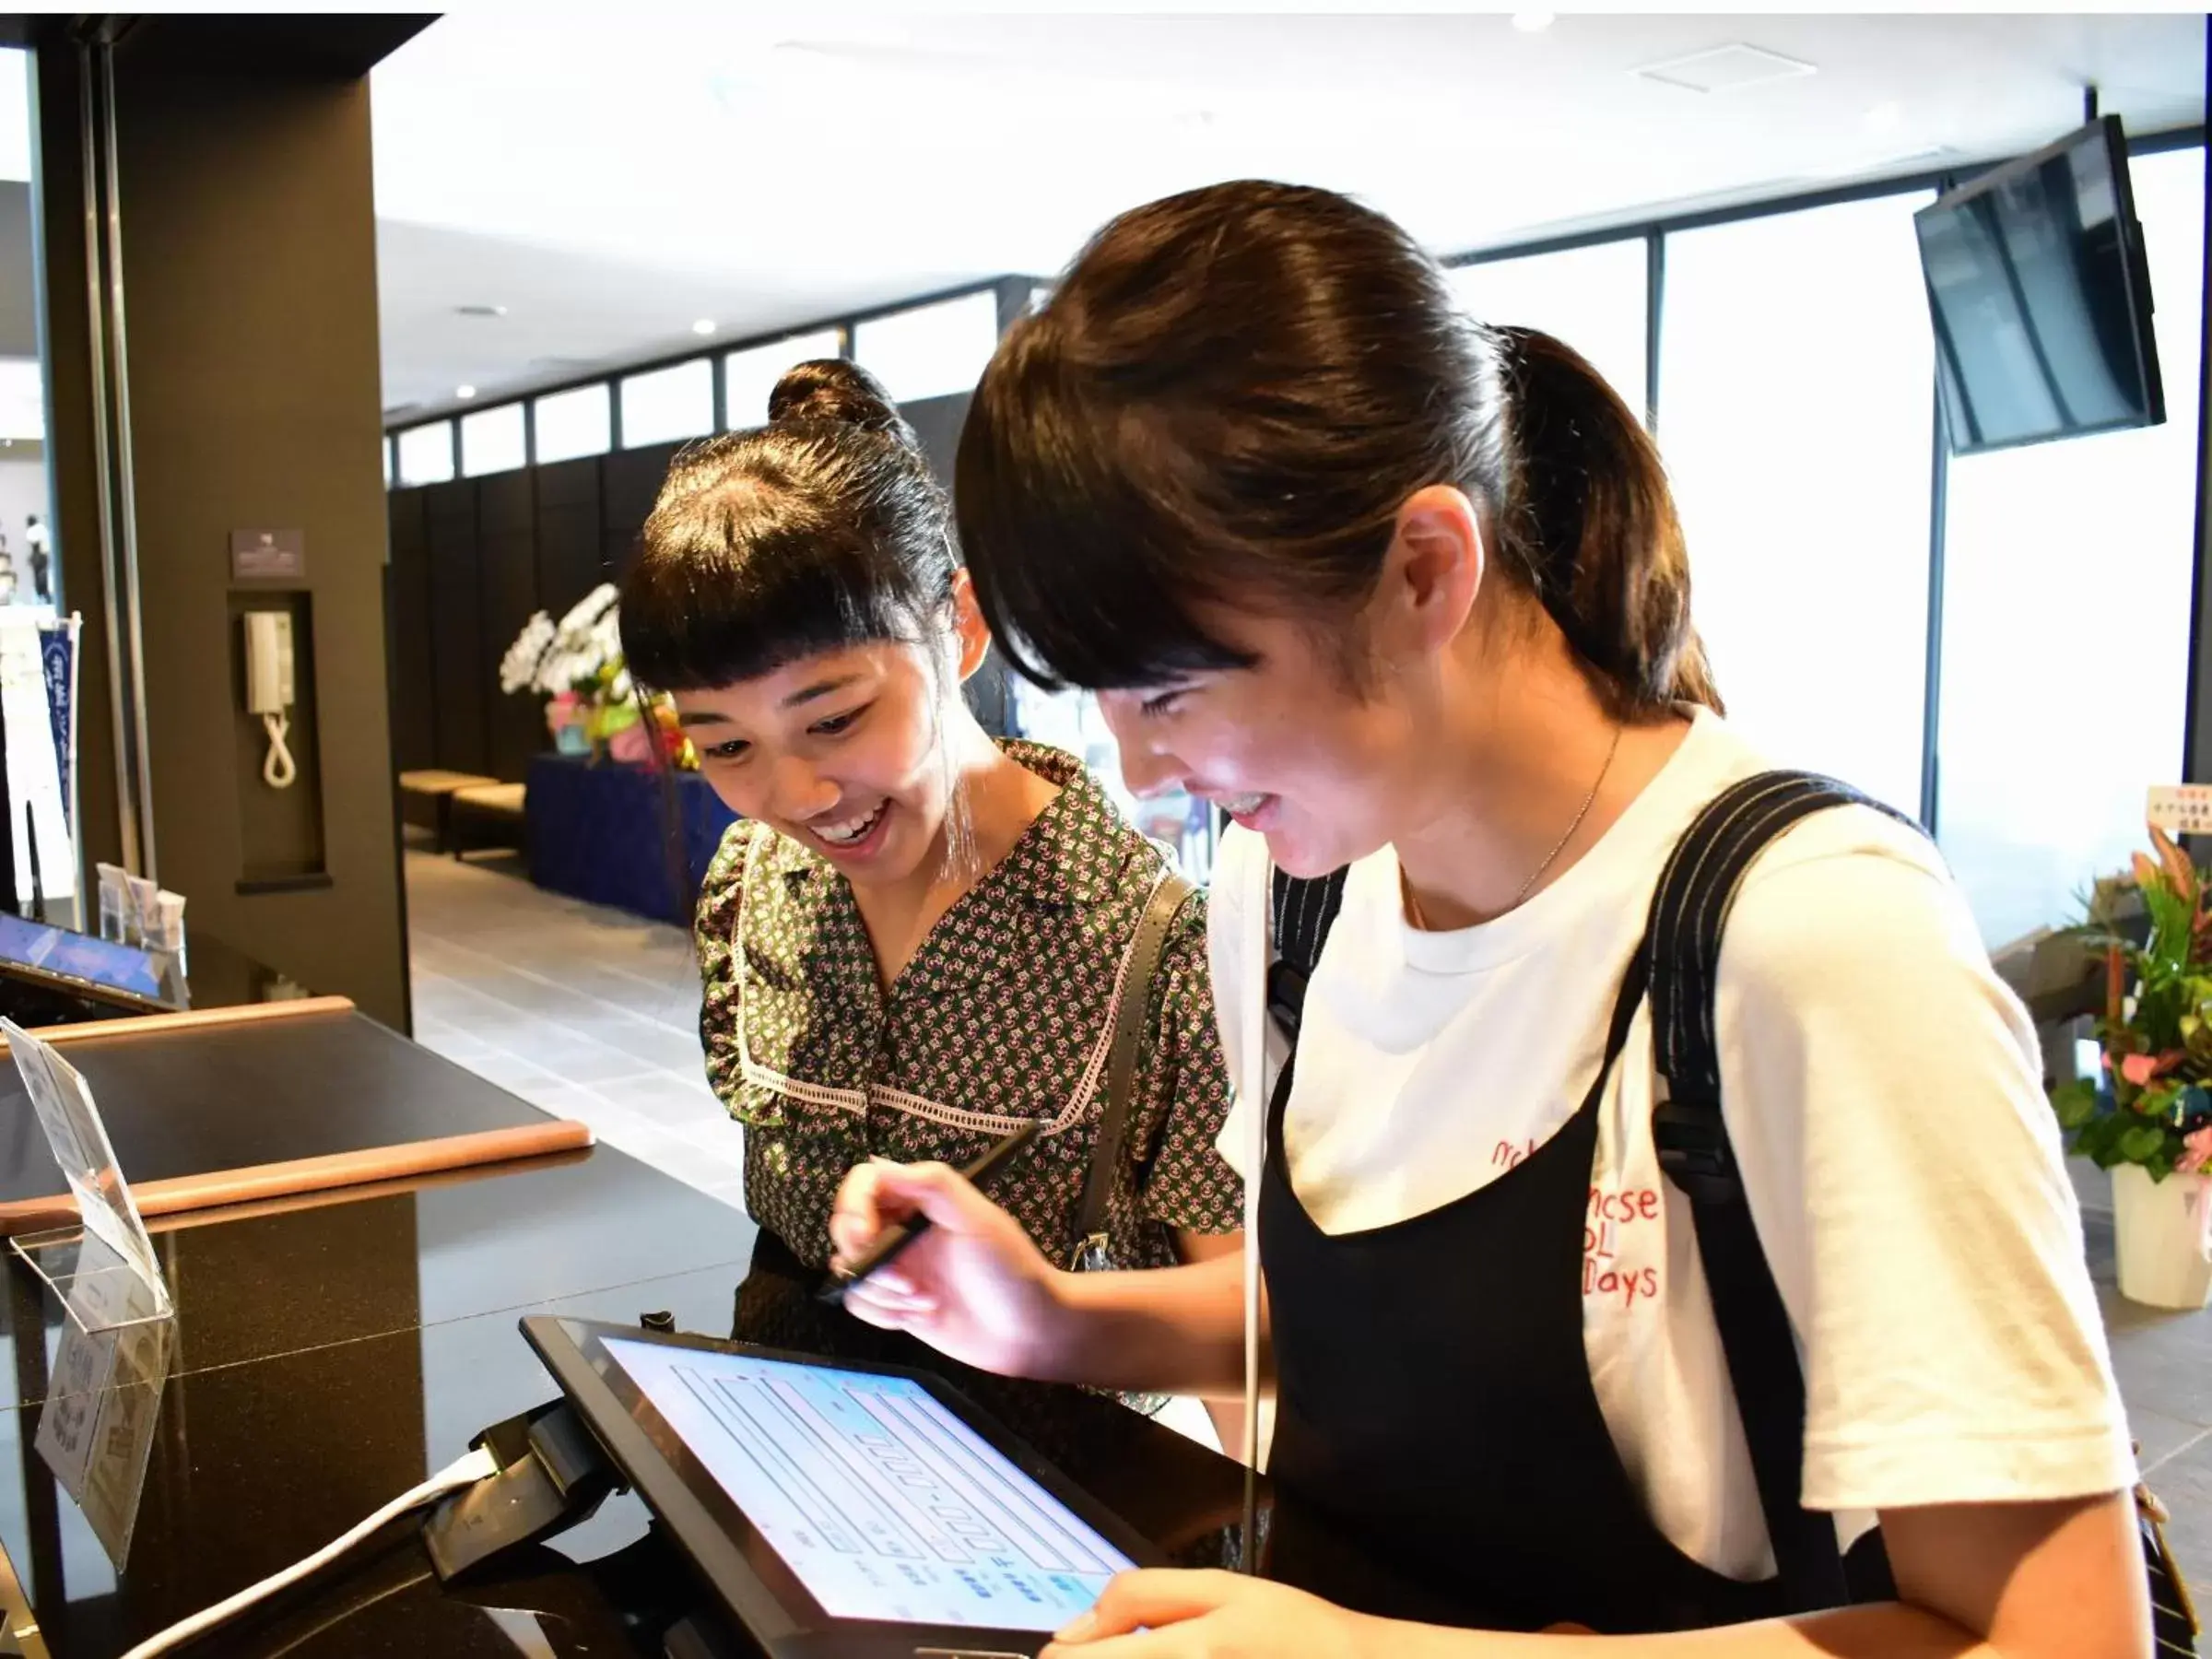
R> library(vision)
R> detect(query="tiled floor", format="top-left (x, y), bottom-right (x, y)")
top-left (2079, 1199), bottom-right (2212, 1592)
top-left (404, 842), bottom-right (747, 1207)
top-left (405, 844), bottom-right (2212, 1592)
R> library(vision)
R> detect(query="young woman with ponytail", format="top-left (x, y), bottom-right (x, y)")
top-left (829, 183), bottom-right (2146, 1656)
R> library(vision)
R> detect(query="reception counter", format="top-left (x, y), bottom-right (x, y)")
top-left (0, 1007), bottom-right (1247, 1656)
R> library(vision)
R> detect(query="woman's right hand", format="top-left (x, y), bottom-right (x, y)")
top-left (829, 1159), bottom-right (1071, 1380)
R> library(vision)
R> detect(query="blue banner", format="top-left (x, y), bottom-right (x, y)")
top-left (39, 624), bottom-right (72, 831)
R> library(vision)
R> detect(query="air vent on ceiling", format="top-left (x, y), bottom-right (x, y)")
top-left (453, 303), bottom-right (508, 318)
top-left (1637, 43), bottom-right (1817, 94)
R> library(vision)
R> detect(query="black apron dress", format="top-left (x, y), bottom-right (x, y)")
top-left (1258, 971), bottom-right (1791, 1634)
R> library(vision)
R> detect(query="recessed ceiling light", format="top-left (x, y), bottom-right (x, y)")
top-left (1512, 11), bottom-right (1556, 32)
top-left (455, 384), bottom-right (477, 400)
top-left (692, 319), bottom-right (718, 336)
top-left (453, 304), bottom-right (507, 318)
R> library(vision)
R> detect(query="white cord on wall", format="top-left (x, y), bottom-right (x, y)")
top-left (117, 1444), bottom-right (498, 1658)
top-left (261, 712), bottom-right (297, 790)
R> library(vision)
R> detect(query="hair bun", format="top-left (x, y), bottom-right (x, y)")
top-left (767, 359), bottom-right (913, 442)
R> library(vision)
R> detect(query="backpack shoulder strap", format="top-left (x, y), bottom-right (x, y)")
top-left (1642, 770), bottom-right (1918, 1615)
top-left (1266, 867), bottom-right (1348, 1046)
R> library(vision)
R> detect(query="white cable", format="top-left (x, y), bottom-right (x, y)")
top-left (118, 1445), bottom-right (499, 1658)
top-left (261, 712), bottom-right (298, 790)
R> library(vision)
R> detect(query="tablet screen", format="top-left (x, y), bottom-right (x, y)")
top-left (0, 915), bottom-right (166, 1002)
top-left (600, 1336), bottom-right (1136, 1631)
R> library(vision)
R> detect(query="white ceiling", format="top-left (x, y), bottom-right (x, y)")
top-left (370, 8), bottom-right (2208, 417)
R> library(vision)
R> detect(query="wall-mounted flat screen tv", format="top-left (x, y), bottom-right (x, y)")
top-left (1914, 115), bottom-right (2163, 456)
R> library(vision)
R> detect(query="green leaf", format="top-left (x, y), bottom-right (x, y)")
top-left (2120, 1122), bottom-right (2171, 1165)
top-left (2051, 1078), bottom-right (2100, 1129)
top-left (2077, 1113), bottom-right (2130, 1167)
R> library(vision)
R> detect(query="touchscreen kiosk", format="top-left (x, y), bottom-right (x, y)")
top-left (524, 1317), bottom-right (1157, 1658)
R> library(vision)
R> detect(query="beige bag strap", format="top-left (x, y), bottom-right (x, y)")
top-left (1068, 868), bottom-right (1194, 1267)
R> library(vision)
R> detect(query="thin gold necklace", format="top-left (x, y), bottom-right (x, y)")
top-left (1404, 724), bottom-right (1625, 930)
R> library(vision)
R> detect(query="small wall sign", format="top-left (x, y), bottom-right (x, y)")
top-left (2147, 784), bottom-right (2212, 835)
top-left (230, 529), bottom-right (304, 582)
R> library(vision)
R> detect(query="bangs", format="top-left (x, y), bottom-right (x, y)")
top-left (620, 443), bottom-right (933, 692)
top-left (954, 336), bottom-right (1256, 693)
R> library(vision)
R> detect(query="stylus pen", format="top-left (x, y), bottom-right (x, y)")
top-left (818, 1120), bottom-right (1044, 1306)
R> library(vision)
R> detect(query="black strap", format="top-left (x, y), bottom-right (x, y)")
top-left (1641, 770), bottom-right (1917, 1615)
top-left (1072, 870), bottom-right (1196, 1263)
top-left (1267, 868), bottom-right (1348, 1044)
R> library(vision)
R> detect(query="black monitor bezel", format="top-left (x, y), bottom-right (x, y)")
top-left (1915, 113), bottom-right (2166, 457)
top-left (522, 1315), bottom-right (1160, 1659)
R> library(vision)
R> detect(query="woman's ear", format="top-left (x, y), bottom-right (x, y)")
top-left (948, 569), bottom-right (993, 684)
top-left (1371, 485), bottom-right (1485, 661)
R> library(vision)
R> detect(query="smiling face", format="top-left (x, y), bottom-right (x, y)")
top-left (677, 640), bottom-right (959, 884)
top-left (1096, 614), bottom-right (1421, 879)
top-left (673, 573), bottom-right (994, 888)
top-left (1090, 487), bottom-right (1488, 878)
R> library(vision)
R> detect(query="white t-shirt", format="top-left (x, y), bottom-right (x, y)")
top-left (1211, 709), bottom-right (2134, 1581)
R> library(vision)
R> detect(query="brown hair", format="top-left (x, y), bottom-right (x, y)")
top-left (955, 180), bottom-right (1721, 719)
top-left (620, 359), bottom-right (956, 691)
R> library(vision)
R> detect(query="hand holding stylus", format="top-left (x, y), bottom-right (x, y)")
top-left (820, 1121), bottom-right (1042, 1304)
top-left (829, 1144), bottom-right (1067, 1380)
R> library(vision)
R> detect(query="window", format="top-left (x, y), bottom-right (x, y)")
top-left (853, 290), bottom-right (1001, 404)
top-left (459, 404), bottom-right (526, 477)
top-left (619, 359), bottom-right (713, 449)
top-left (723, 329), bottom-right (844, 430)
top-left (0, 358), bottom-right (41, 442)
top-left (1006, 680), bottom-right (1215, 885)
top-left (1658, 191), bottom-right (1937, 818)
top-left (1934, 146), bottom-right (2206, 948)
top-left (394, 420), bottom-right (456, 486)
top-left (382, 436), bottom-right (393, 488)
top-left (0, 48), bottom-right (29, 184)
top-left (1446, 239), bottom-right (1651, 420)
top-left (533, 383), bottom-right (611, 465)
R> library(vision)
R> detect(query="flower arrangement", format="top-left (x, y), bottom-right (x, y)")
top-left (499, 584), bottom-right (696, 770)
top-left (2050, 825), bottom-right (2212, 1181)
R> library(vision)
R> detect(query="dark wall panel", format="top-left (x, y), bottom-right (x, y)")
top-left (424, 480), bottom-right (486, 777)
top-left (477, 470), bottom-right (539, 782)
top-left (386, 488), bottom-right (433, 774)
top-left (600, 441), bottom-right (681, 583)
top-left (535, 458), bottom-right (602, 619)
top-left (383, 390), bottom-right (1008, 790)
top-left (902, 392), bottom-right (969, 492)
top-left (900, 392), bottom-right (1009, 735)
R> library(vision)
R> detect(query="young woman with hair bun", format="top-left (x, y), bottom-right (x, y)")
top-left (619, 358), bottom-right (1243, 1441)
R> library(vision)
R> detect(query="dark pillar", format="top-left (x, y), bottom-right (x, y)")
top-left (28, 16), bottom-right (430, 1026)
top-left (2184, 25), bottom-right (2212, 788)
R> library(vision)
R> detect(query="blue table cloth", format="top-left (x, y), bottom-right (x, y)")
top-left (525, 754), bottom-right (740, 926)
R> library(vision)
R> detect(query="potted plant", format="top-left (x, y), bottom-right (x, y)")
top-left (501, 586), bottom-right (628, 760)
top-left (499, 586), bottom-right (699, 771)
top-left (2050, 824), bottom-right (2212, 1309)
